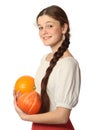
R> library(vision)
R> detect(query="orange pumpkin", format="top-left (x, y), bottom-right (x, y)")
top-left (14, 75), bottom-right (35, 94)
top-left (17, 91), bottom-right (41, 114)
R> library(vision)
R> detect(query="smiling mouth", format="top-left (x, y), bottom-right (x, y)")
top-left (43, 36), bottom-right (52, 40)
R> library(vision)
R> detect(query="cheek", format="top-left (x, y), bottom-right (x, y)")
top-left (54, 28), bottom-right (61, 34)
top-left (39, 33), bottom-right (44, 42)
top-left (50, 28), bottom-right (60, 36)
top-left (55, 27), bottom-right (63, 36)
top-left (53, 29), bottom-right (63, 41)
top-left (39, 32), bottom-right (42, 39)
top-left (39, 31), bottom-right (43, 37)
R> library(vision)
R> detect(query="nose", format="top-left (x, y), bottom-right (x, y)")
top-left (41, 27), bottom-right (48, 35)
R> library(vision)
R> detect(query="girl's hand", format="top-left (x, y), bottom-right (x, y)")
top-left (13, 91), bottom-right (29, 121)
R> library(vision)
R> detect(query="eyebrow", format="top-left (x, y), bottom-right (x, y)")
top-left (37, 21), bottom-right (55, 26)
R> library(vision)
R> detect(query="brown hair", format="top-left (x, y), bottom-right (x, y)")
top-left (36, 5), bottom-right (70, 113)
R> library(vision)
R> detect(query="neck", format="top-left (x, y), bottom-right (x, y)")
top-left (51, 41), bottom-right (63, 54)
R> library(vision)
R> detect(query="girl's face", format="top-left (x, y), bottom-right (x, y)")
top-left (37, 15), bottom-right (67, 52)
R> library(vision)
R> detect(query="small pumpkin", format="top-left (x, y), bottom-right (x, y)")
top-left (14, 75), bottom-right (35, 94)
top-left (17, 91), bottom-right (41, 114)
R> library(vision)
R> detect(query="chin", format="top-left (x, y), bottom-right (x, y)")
top-left (43, 42), bottom-right (51, 46)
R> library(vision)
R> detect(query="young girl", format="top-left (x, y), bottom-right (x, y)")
top-left (14, 5), bottom-right (81, 130)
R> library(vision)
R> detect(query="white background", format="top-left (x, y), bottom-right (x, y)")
top-left (0, 0), bottom-right (87, 130)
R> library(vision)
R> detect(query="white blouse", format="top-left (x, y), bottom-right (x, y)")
top-left (35, 55), bottom-right (81, 111)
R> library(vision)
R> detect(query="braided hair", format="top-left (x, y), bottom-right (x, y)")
top-left (36, 5), bottom-right (70, 113)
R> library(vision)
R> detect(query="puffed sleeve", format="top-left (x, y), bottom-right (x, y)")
top-left (54, 58), bottom-right (81, 109)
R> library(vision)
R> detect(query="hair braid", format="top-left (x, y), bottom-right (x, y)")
top-left (40, 37), bottom-right (70, 113)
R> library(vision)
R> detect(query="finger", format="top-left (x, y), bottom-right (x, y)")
top-left (13, 89), bottom-right (16, 96)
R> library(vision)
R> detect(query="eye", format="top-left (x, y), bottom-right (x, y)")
top-left (38, 26), bottom-right (43, 30)
top-left (46, 24), bottom-right (53, 28)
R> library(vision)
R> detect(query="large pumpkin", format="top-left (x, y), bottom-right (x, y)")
top-left (17, 91), bottom-right (41, 114)
top-left (14, 75), bottom-right (35, 94)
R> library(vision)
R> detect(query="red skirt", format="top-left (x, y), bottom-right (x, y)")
top-left (31, 119), bottom-right (75, 130)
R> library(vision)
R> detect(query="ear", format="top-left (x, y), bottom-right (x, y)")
top-left (62, 23), bottom-right (68, 34)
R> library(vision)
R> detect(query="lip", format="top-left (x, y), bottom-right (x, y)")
top-left (43, 36), bottom-right (52, 40)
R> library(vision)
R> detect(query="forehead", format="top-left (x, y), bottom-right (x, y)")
top-left (37, 15), bottom-right (59, 25)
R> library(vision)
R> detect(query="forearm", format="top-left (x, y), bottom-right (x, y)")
top-left (23, 107), bottom-right (71, 124)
